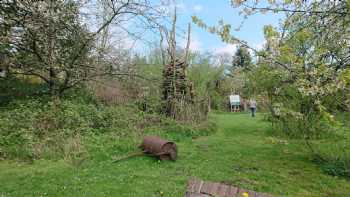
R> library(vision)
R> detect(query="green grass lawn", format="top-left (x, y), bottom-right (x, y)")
top-left (1, 113), bottom-right (350, 196)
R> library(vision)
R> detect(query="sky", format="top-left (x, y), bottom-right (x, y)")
top-left (154, 0), bottom-right (284, 56)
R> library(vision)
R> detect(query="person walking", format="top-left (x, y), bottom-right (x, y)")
top-left (249, 99), bottom-right (257, 117)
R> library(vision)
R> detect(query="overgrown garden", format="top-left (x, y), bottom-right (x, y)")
top-left (0, 0), bottom-right (350, 196)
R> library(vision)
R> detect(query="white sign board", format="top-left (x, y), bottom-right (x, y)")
top-left (229, 95), bottom-right (240, 105)
top-left (0, 70), bottom-right (5, 78)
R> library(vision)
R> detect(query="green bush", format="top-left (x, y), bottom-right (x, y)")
top-left (0, 91), bottom-right (216, 162)
top-left (0, 76), bottom-right (48, 106)
top-left (313, 140), bottom-right (350, 178)
top-left (310, 113), bottom-right (350, 178)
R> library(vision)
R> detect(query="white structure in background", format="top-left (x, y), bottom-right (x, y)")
top-left (0, 69), bottom-right (5, 78)
top-left (229, 94), bottom-right (241, 112)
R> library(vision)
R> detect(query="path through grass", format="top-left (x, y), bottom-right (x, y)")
top-left (1, 113), bottom-right (350, 196)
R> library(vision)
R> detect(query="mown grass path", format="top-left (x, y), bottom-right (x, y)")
top-left (1, 113), bottom-right (350, 196)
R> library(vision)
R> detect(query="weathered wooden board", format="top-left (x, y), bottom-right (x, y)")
top-left (185, 178), bottom-right (278, 197)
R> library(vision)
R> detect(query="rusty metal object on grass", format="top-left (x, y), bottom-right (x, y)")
top-left (112, 136), bottom-right (177, 162)
top-left (140, 136), bottom-right (177, 160)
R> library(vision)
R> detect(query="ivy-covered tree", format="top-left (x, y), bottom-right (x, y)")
top-left (232, 46), bottom-right (252, 70)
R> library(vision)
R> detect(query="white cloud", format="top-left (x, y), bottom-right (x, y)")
top-left (176, 3), bottom-right (187, 12)
top-left (157, 2), bottom-right (187, 15)
top-left (193, 4), bottom-right (203, 12)
top-left (180, 34), bottom-right (202, 52)
top-left (254, 41), bottom-right (266, 51)
top-left (213, 44), bottom-right (237, 55)
top-left (189, 38), bottom-right (201, 51)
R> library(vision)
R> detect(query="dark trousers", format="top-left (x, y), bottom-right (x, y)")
top-left (250, 107), bottom-right (256, 117)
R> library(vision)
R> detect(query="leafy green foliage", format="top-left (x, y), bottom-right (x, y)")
top-left (232, 46), bottom-right (252, 70)
top-left (195, 0), bottom-right (350, 138)
top-left (0, 76), bottom-right (47, 106)
top-left (0, 89), bottom-right (215, 161)
top-left (0, 1), bottom-right (93, 95)
top-left (188, 53), bottom-right (226, 111)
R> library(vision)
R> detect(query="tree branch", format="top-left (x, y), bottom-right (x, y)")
top-left (243, 4), bottom-right (347, 15)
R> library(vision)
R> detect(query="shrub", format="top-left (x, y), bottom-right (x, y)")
top-left (311, 113), bottom-right (350, 178)
top-left (0, 91), bottom-right (216, 162)
top-left (313, 140), bottom-right (350, 178)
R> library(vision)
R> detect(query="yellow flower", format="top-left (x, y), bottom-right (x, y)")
top-left (243, 192), bottom-right (249, 197)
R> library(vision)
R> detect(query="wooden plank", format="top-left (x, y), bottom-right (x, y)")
top-left (192, 180), bottom-right (203, 193)
top-left (200, 181), bottom-right (212, 195)
top-left (185, 192), bottom-right (207, 197)
top-left (186, 179), bottom-right (196, 192)
top-left (216, 184), bottom-right (230, 196)
top-left (226, 186), bottom-right (239, 197)
top-left (185, 178), bottom-right (276, 197)
top-left (187, 178), bottom-right (203, 193)
top-left (255, 192), bottom-right (275, 197)
top-left (209, 182), bottom-right (220, 195)
top-left (237, 188), bottom-right (257, 197)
